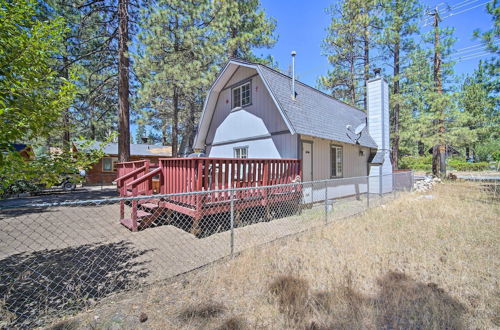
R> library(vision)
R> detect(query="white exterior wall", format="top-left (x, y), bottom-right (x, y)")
top-left (367, 76), bottom-right (393, 193)
top-left (206, 66), bottom-right (297, 158)
top-left (301, 135), bottom-right (370, 180)
top-left (300, 135), bottom-right (371, 203)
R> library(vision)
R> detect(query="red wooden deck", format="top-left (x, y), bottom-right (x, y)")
top-left (115, 158), bottom-right (302, 232)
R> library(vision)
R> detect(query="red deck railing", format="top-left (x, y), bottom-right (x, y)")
top-left (158, 158), bottom-right (301, 207)
top-left (115, 157), bottom-right (301, 231)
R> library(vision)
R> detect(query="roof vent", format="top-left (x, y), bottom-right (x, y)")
top-left (373, 68), bottom-right (381, 78)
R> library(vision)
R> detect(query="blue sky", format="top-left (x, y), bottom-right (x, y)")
top-left (257, 0), bottom-right (495, 87)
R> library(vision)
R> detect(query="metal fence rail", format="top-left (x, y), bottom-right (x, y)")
top-left (0, 172), bottom-right (413, 328)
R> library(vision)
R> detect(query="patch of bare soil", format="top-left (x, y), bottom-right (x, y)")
top-left (47, 182), bottom-right (499, 329)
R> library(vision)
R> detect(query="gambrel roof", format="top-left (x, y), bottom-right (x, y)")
top-left (194, 59), bottom-right (378, 149)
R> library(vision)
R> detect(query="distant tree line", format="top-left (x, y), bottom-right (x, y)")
top-left (320, 0), bottom-right (499, 175)
top-left (0, 0), bottom-right (498, 192)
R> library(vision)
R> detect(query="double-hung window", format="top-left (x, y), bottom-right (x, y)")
top-left (330, 145), bottom-right (343, 178)
top-left (232, 81), bottom-right (251, 108)
top-left (234, 146), bottom-right (248, 159)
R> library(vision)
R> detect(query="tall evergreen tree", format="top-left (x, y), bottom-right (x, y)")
top-left (136, 0), bottom-right (276, 156)
top-left (319, 0), bottom-right (379, 109)
top-left (379, 0), bottom-right (422, 169)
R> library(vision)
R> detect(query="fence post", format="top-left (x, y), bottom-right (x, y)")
top-left (411, 170), bottom-right (414, 192)
top-left (230, 190), bottom-right (235, 257)
top-left (367, 175), bottom-right (370, 208)
top-left (324, 181), bottom-right (328, 224)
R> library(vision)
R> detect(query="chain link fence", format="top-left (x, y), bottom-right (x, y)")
top-left (0, 172), bottom-right (414, 328)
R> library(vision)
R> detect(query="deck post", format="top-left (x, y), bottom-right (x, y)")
top-left (119, 185), bottom-right (125, 220)
top-left (131, 186), bottom-right (138, 232)
top-left (230, 190), bottom-right (235, 257)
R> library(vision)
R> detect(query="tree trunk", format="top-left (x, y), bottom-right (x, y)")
top-left (363, 17), bottom-right (369, 111)
top-left (172, 88), bottom-right (179, 157)
top-left (391, 37), bottom-right (400, 170)
top-left (117, 0), bottom-right (130, 162)
top-left (431, 9), bottom-right (445, 177)
top-left (350, 56), bottom-right (356, 106)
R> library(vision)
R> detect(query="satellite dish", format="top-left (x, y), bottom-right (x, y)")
top-left (354, 122), bottom-right (366, 135)
top-left (346, 124), bottom-right (353, 132)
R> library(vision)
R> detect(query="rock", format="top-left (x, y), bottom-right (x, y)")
top-left (139, 312), bottom-right (148, 323)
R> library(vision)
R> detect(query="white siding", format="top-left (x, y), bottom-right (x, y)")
top-left (208, 109), bottom-right (297, 158)
top-left (206, 66), bottom-right (297, 158)
top-left (301, 135), bottom-right (370, 181)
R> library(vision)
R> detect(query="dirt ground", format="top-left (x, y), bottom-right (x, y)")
top-left (0, 190), bottom-right (386, 328)
top-left (47, 182), bottom-right (499, 330)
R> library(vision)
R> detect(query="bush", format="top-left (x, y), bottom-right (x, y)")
top-left (447, 160), bottom-right (491, 171)
top-left (1, 180), bottom-right (41, 198)
top-left (400, 156), bottom-right (492, 172)
top-left (399, 156), bottom-right (432, 171)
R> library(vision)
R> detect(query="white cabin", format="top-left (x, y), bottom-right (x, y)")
top-left (194, 59), bottom-right (392, 196)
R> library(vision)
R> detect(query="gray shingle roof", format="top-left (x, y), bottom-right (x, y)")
top-left (254, 62), bottom-right (377, 149)
top-left (74, 141), bottom-right (172, 157)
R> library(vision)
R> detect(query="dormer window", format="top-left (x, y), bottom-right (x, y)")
top-left (232, 81), bottom-right (251, 108)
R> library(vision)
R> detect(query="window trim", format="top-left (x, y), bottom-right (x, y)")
top-left (233, 146), bottom-right (249, 159)
top-left (231, 80), bottom-right (252, 109)
top-left (330, 144), bottom-right (343, 178)
top-left (102, 157), bottom-right (118, 172)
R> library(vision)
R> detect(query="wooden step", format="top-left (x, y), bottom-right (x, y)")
top-left (140, 203), bottom-right (159, 210)
top-left (120, 210), bottom-right (152, 231)
top-left (136, 210), bottom-right (152, 218)
top-left (139, 198), bottom-right (160, 205)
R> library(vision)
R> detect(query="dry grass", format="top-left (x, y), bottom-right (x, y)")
top-left (59, 182), bottom-right (499, 329)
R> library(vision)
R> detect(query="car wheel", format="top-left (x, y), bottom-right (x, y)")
top-left (63, 181), bottom-right (76, 191)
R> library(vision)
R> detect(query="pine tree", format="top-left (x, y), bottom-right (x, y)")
top-left (379, 0), bottom-right (422, 169)
top-left (136, 0), bottom-right (277, 156)
top-left (455, 61), bottom-right (498, 160)
top-left (319, 0), bottom-right (379, 109)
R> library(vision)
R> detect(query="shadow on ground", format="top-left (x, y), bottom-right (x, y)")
top-left (0, 241), bottom-right (151, 328)
top-left (269, 271), bottom-right (466, 329)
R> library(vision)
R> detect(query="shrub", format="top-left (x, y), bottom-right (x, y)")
top-left (1, 180), bottom-right (41, 198)
top-left (399, 156), bottom-right (432, 171)
top-left (447, 160), bottom-right (490, 171)
top-left (400, 156), bottom-right (493, 172)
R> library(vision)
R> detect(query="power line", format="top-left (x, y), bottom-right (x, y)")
top-left (440, 1), bottom-right (489, 19)
top-left (422, 0), bottom-right (487, 26)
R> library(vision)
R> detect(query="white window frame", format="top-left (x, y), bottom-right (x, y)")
top-left (102, 157), bottom-right (118, 172)
top-left (330, 145), bottom-right (343, 178)
top-left (234, 146), bottom-right (249, 159)
top-left (232, 81), bottom-right (251, 109)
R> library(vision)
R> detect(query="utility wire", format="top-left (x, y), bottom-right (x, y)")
top-left (422, 0), bottom-right (487, 26)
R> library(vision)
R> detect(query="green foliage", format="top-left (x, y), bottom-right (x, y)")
top-left (319, 0), bottom-right (379, 108)
top-left (399, 155), bottom-right (432, 171)
top-left (400, 155), bottom-right (492, 172)
top-left (1, 180), bottom-right (42, 198)
top-left (0, 138), bottom-right (111, 195)
top-left (0, 0), bottom-right (74, 160)
top-left (136, 0), bottom-right (277, 155)
top-left (447, 159), bottom-right (491, 172)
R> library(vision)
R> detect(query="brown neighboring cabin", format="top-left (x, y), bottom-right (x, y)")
top-left (73, 142), bottom-right (172, 185)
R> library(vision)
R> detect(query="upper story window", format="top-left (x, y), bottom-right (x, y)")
top-left (330, 145), bottom-right (343, 178)
top-left (234, 146), bottom-right (248, 159)
top-left (232, 81), bottom-right (251, 108)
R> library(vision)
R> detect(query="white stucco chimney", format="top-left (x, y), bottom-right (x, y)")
top-left (367, 68), bottom-right (390, 152)
top-left (367, 68), bottom-right (393, 193)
